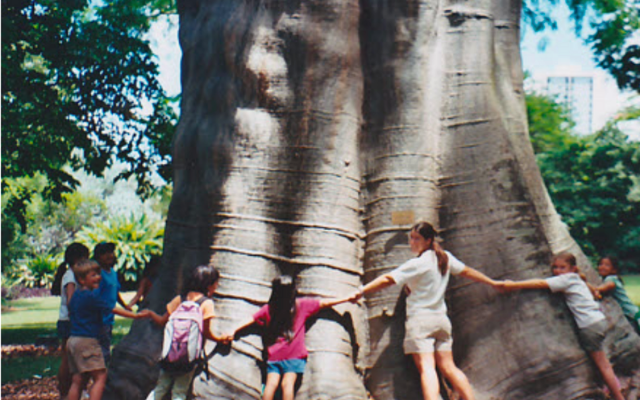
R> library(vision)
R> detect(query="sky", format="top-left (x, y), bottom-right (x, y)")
top-left (148, 6), bottom-right (639, 139)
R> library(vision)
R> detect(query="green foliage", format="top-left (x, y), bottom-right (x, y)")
top-left (8, 254), bottom-right (61, 289)
top-left (526, 90), bottom-right (577, 153)
top-left (76, 214), bottom-right (164, 282)
top-left (1, 174), bottom-right (108, 273)
top-left (1, 0), bottom-right (178, 247)
top-left (529, 96), bottom-right (640, 271)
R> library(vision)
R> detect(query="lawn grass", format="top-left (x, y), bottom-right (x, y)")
top-left (1, 356), bottom-right (61, 384)
top-left (622, 274), bottom-right (640, 306)
top-left (1, 293), bottom-right (136, 383)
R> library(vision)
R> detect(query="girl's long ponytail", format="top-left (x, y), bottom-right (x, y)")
top-left (433, 241), bottom-right (449, 276)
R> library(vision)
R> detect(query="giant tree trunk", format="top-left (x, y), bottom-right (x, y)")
top-left (104, 0), bottom-right (640, 399)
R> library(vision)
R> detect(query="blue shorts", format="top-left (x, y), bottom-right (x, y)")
top-left (266, 359), bottom-right (307, 375)
top-left (57, 320), bottom-right (71, 340)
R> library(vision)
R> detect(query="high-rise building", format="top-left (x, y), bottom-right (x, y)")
top-left (547, 76), bottom-right (594, 135)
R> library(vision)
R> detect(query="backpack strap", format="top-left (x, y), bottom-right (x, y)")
top-left (195, 296), bottom-right (209, 306)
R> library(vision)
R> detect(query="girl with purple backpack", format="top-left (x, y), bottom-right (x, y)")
top-left (146, 265), bottom-right (230, 400)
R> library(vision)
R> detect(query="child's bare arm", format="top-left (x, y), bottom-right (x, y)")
top-left (319, 295), bottom-right (355, 309)
top-left (224, 318), bottom-right (256, 341)
top-left (113, 307), bottom-right (147, 320)
top-left (595, 281), bottom-right (616, 294)
top-left (204, 319), bottom-right (232, 344)
top-left (146, 310), bottom-right (169, 326)
top-left (500, 279), bottom-right (550, 291)
top-left (459, 266), bottom-right (498, 286)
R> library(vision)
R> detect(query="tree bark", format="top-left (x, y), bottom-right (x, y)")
top-left (104, 0), bottom-right (640, 399)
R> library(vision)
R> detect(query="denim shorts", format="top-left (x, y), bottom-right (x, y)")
top-left (266, 358), bottom-right (307, 374)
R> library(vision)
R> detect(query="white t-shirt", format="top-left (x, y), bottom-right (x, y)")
top-left (545, 273), bottom-right (604, 328)
top-left (389, 250), bottom-right (466, 319)
top-left (58, 268), bottom-right (77, 321)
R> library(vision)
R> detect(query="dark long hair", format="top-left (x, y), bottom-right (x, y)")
top-left (51, 243), bottom-right (89, 295)
top-left (183, 265), bottom-right (220, 296)
top-left (265, 275), bottom-right (297, 344)
top-left (412, 222), bottom-right (449, 276)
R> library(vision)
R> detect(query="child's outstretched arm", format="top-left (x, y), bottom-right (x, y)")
top-left (351, 274), bottom-right (396, 302)
top-left (113, 307), bottom-right (151, 320)
top-left (147, 310), bottom-right (169, 326)
top-left (459, 266), bottom-right (499, 287)
top-left (595, 280), bottom-right (616, 294)
top-left (204, 319), bottom-right (232, 344)
top-left (499, 279), bottom-right (550, 291)
top-left (319, 294), bottom-right (356, 309)
top-left (224, 318), bottom-right (256, 341)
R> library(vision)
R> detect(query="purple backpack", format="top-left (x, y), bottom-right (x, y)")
top-left (159, 296), bottom-right (206, 373)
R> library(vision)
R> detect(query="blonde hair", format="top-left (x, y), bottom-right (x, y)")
top-left (73, 259), bottom-right (100, 282)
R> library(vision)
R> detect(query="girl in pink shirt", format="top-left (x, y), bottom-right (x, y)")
top-left (229, 276), bottom-right (352, 400)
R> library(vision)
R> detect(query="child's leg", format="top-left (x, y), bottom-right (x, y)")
top-left (170, 370), bottom-right (196, 400)
top-left (263, 373), bottom-right (282, 400)
top-left (589, 351), bottom-right (624, 400)
top-left (67, 373), bottom-right (88, 400)
top-left (58, 337), bottom-right (72, 397)
top-left (435, 351), bottom-right (475, 400)
top-left (146, 369), bottom-right (173, 400)
top-left (412, 353), bottom-right (439, 400)
top-left (98, 325), bottom-right (113, 365)
top-left (87, 369), bottom-right (107, 400)
top-left (280, 373), bottom-right (298, 400)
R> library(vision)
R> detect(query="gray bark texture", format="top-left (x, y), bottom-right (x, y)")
top-left (104, 0), bottom-right (640, 399)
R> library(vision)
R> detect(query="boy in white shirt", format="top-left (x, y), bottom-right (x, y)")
top-left (499, 252), bottom-right (624, 400)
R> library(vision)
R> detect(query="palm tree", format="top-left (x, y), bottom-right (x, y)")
top-left (105, 0), bottom-right (640, 399)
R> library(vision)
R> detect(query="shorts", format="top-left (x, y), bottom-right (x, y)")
top-left (57, 320), bottom-right (71, 340)
top-left (67, 336), bottom-right (106, 374)
top-left (266, 359), bottom-right (307, 374)
top-left (577, 319), bottom-right (607, 352)
top-left (403, 313), bottom-right (453, 354)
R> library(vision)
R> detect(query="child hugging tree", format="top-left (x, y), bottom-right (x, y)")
top-left (227, 275), bottom-right (354, 400)
top-left (498, 252), bottom-right (625, 400)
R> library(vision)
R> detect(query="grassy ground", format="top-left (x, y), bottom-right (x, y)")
top-left (622, 275), bottom-right (640, 306)
top-left (2, 293), bottom-right (135, 384)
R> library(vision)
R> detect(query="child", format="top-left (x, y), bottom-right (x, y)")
top-left (228, 275), bottom-right (355, 400)
top-left (94, 242), bottom-right (129, 365)
top-left (596, 255), bottom-right (640, 332)
top-left (127, 256), bottom-right (161, 310)
top-left (67, 259), bottom-right (148, 400)
top-left (499, 252), bottom-right (625, 400)
top-left (146, 265), bottom-right (229, 400)
top-left (56, 243), bottom-right (90, 398)
top-left (352, 221), bottom-right (499, 400)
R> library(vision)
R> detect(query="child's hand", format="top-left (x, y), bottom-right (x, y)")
top-left (493, 280), bottom-right (514, 293)
top-left (347, 290), bottom-right (362, 303)
top-left (218, 334), bottom-right (234, 344)
top-left (137, 309), bottom-right (152, 319)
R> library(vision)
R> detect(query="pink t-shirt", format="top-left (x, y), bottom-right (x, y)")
top-left (253, 297), bottom-right (321, 362)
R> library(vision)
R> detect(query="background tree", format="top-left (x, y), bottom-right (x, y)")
top-left (104, 0), bottom-right (640, 399)
top-left (1, 0), bottom-right (178, 258)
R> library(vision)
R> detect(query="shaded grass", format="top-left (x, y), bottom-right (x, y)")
top-left (2, 356), bottom-right (61, 384)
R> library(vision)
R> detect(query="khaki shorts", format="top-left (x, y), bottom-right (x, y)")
top-left (67, 336), bottom-right (106, 374)
top-left (577, 319), bottom-right (606, 352)
top-left (403, 313), bottom-right (453, 354)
